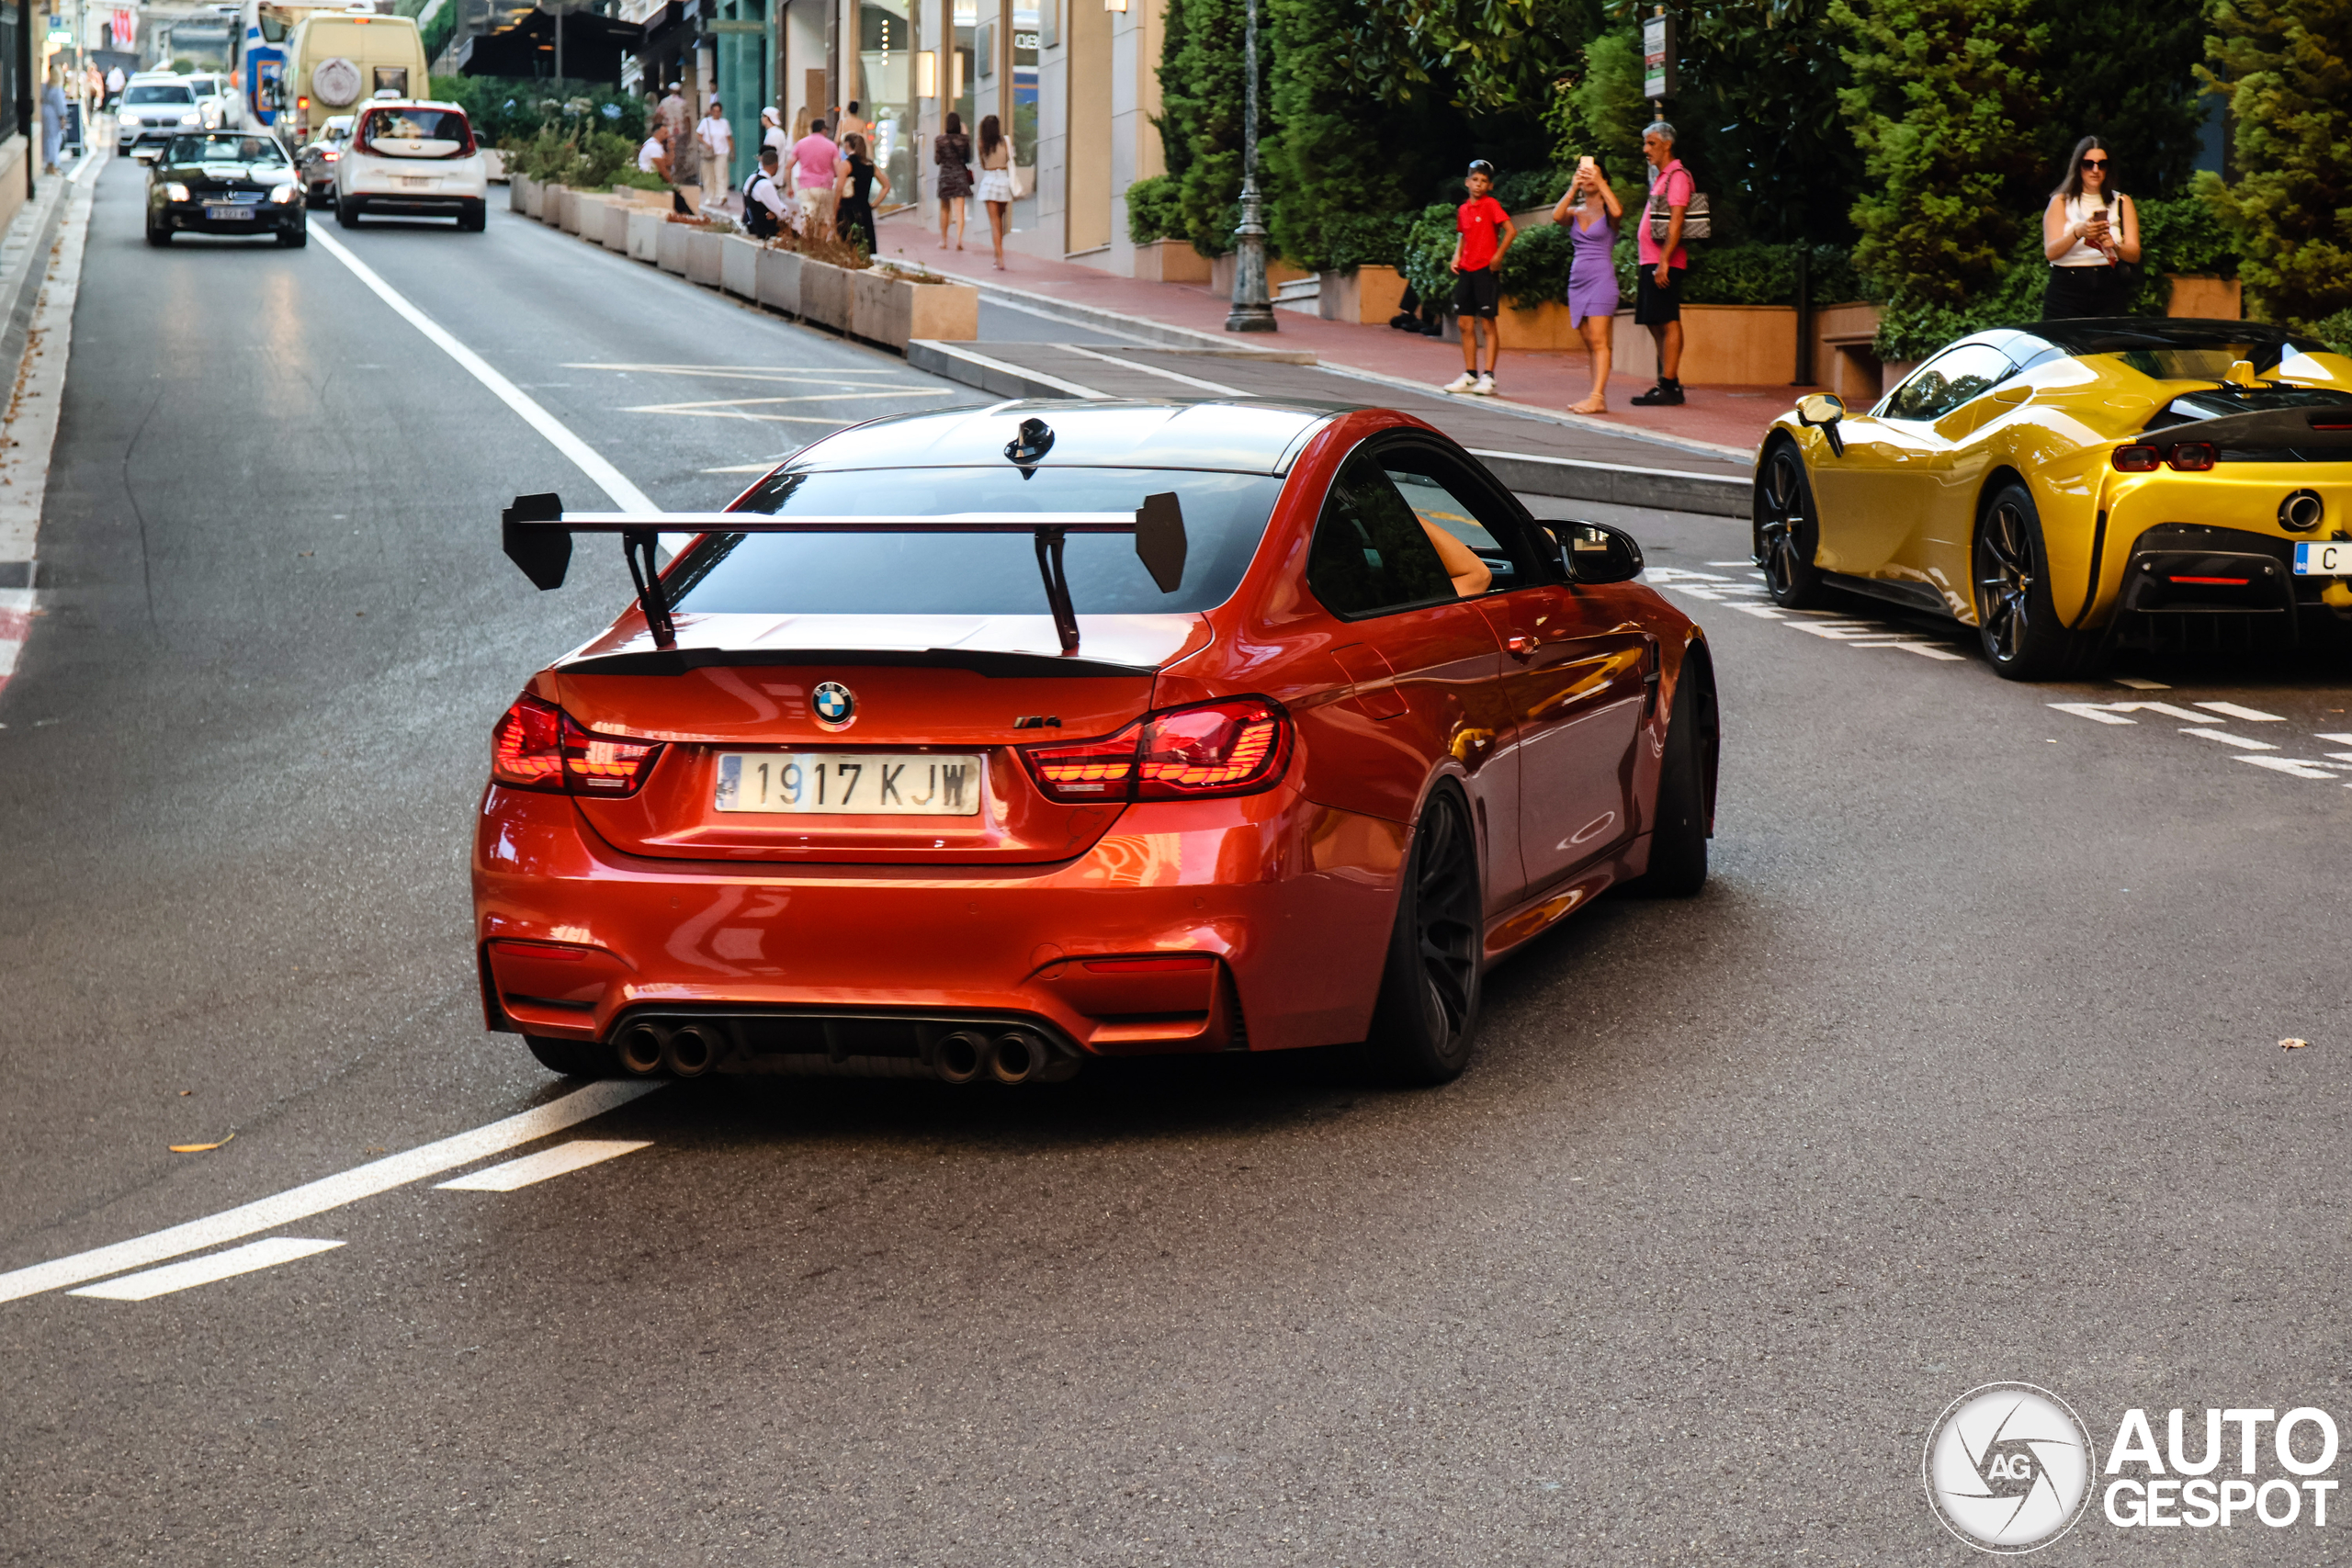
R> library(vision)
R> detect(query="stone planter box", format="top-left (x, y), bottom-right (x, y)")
top-left (483, 147), bottom-right (507, 183)
top-left (1601, 303), bottom-right (1801, 386)
top-left (541, 185), bottom-right (568, 228)
top-left (1319, 265), bottom-right (1407, 325)
top-left (657, 220), bottom-right (692, 275)
top-left (685, 227), bottom-right (726, 288)
top-left (851, 265), bottom-right (980, 346)
top-left (510, 173), bottom-right (535, 214)
top-left (2167, 275), bottom-right (2241, 319)
top-left (558, 187), bottom-right (585, 235)
top-left (1210, 251), bottom-right (1313, 297)
top-left (1133, 238), bottom-right (1212, 284)
top-left (1811, 300), bottom-right (1885, 400)
top-left (720, 234), bottom-right (761, 299)
top-left (579, 195), bottom-right (627, 251)
top-left (755, 245), bottom-right (803, 315)
top-left (626, 208), bottom-right (664, 264)
top-left (797, 251), bottom-right (850, 329)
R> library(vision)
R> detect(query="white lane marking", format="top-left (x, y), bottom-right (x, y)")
top-left (2194, 700), bottom-right (2286, 722)
top-left (308, 224), bottom-right (655, 513)
top-left (1853, 640), bottom-right (1966, 660)
top-left (1704, 560), bottom-right (1756, 568)
top-left (2050, 702), bottom-right (2135, 725)
top-left (0, 1079), bottom-right (661, 1304)
top-left (565, 362), bottom-right (918, 380)
top-left (436, 1139), bottom-right (650, 1191)
top-left (2241, 757), bottom-right (2339, 780)
top-left (68, 1237), bottom-right (345, 1301)
top-left (624, 391), bottom-right (955, 411)
top-left (2183, 728), bottom-right (2278, 751)
top-left (703, 462), bottom-right (781, 473)
top-left (2324, 751), bottom-right (2352, 762)
top-left (2320, 734), bottom-right (2352, 746)
top-left (2048, 701), bottom-right (2222, 726)
top-left (2113, 676), bottom-right (2171, 690)
top-left (1052, 342), bottom-right (1248, 396)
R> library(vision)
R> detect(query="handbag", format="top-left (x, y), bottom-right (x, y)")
top-left (1011, 163), bottom-right (1031, 199)
top-left (1646, 188), bottom-right (1710, 243)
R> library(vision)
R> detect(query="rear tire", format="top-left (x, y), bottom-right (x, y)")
top-left (1973, 481), bottom-right (2083, 680)
top-left (1363, 784), bottom-right (1484, 1086)
top-left (458, 199), bottom-right (487, 232)
top-left (525, 1034), bottom-right (616, 1077)
top-left (334, 194), bottom-right (359, 229)
top-left (1623, 645), bottom-right (1717, 897)
top-left (1754, 441), bottom-right (1827, 607)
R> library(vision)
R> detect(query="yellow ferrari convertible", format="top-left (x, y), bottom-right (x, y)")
top-left (1754, 319), bottom-right (2352, 678)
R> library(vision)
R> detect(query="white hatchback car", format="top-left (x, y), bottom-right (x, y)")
top-left (333, 97), bottom-right (487, 231)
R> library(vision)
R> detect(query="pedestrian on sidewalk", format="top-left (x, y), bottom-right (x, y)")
top-left (791, 118), bottom-right (840, 234)
top-left (934, 111), bottom-right (972, 252)
top-left (837, 101), bottom-right (868, 147)
top-left (2041, 136), bottom-right (2139, 318)
top-left (40, 69), bottom-right (65, 175)
top-left (1442, 160), bottom-right (1514, 397)
top-left (1553, 153), bottom-right (1622, 413)
top-left (1631, 120), bottom-right (1693, 406)
top-left (697, 97), bottom-right (732, 189)
top-left (742, 145), bottom-right (789, 240)
top-left (104, 64), bottom-right (124, 110)
top-left (659, 84), bottom-right (689, 143)
top-left (671, 111), bottom-right (707, 216)
top-left (761, 107), bottom-right (788, 164)
top-left (640, 126), bottom-right (691, 215)
top-left (975, 114), bottom-right (1014, 271)
top-left (835, 131), bottom-right (888, 257)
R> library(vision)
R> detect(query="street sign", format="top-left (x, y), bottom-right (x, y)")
top-left (1643, 11), bottom-right (1677, 99)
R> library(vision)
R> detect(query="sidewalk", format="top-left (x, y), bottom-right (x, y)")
top-left (874, 206), bottom-right (1796, 459)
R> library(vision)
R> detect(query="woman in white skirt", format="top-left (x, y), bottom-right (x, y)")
top-left (975, 114), bottom-right (1015, 271)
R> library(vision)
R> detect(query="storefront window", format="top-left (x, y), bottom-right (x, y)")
top-left (858, 0), bottom-right (915, 208)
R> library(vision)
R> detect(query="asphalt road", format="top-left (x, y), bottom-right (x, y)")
top-left (4, 162), bottom-right (2351, 1566)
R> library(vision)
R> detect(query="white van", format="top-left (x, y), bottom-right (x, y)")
top-left (283, 8), bottom-right (428, 145)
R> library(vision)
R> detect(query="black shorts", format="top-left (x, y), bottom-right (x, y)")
top-left (2042, 265), bottom-right (2128, 320)
top-left (1634, 265), bottom-right (1682, 324)
top-left (1452, 267), bottom-right (1500, 319)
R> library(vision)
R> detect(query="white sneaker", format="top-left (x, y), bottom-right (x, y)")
top-left (1442, 372), bottom-right (1477, 394)
top-left (1471, 374), bottom-right (1497, 396)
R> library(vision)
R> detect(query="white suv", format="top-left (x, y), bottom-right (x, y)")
top-left (333, 98), bottom-right (487, 231)
top-left (117, 79), bottom-right (201, 156)
top-left (185, 74), bottom-right (232, 129)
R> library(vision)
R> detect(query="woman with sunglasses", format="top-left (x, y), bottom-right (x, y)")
top-left (2041, 137), bottom-right (2140, 318)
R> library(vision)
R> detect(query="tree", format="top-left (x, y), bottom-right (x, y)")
top-left (1156, 0), bottom-right (1274, 254)
top-left (1339, 0), bottom-right (1603, 116)
top-left (1681, 0), bottom-right (1866, 243)
top-left (2035, 0), bottom-right (2208, 196)
top-left (2198, 0), bottom-right (2352, 329)
top-left (1829, 0), bottom-right (2049, 303)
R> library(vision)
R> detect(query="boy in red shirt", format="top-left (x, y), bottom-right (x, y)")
top-left (1445, 161), bottom-right (1516, 396)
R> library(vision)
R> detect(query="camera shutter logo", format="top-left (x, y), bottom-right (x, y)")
top-left (1923, 1383), bottom-right (2096, 1553)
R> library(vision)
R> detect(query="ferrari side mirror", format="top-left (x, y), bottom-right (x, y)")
top-left (1797, 392), bottom-right (1847, 457)
top-left (1547, 521), bottom-right (1645, 586)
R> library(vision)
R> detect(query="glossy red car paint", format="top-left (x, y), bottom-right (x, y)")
top-left (473, 400), bottom-right (1710, 1075)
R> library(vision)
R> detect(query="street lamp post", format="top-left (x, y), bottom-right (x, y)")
top-left (1222, 0), bottom-right (1272, 333)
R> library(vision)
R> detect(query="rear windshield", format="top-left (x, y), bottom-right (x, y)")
top-left (668, 467), bottom-right (1287, 615)
top-left (359, 107), bottom-right (471, 157)
top-left (125, 85), bottom-right (194, 105)
top-left (170, 134), bottom-right (288, 164)
top-left (2114, 344), bottom-right (2299, 381)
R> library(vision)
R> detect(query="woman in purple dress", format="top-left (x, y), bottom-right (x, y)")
top-left (1551, 156), bottom-right (1623, 414)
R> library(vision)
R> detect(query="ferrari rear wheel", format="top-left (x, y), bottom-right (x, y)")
top-left (1973, 482), bottom-right (2082, 681)
top-left (1754, 442), bottom-right (1826, 607)
top-left (1363, 784), bottom-right (1483, 1085)
top-left (525, 1034), bottom-right (616, 1077)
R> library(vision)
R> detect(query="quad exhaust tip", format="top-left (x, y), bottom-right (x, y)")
top-left (610, 1018), bottom-right (1069, 1083)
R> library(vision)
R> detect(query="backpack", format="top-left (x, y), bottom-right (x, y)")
top-left (742, 169), bottom-right (780, 239)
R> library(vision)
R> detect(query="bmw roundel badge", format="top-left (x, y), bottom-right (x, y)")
top-left (811, 681), bottom-right (855, 728)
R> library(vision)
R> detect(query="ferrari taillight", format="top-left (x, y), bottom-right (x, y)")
top-left (491, 694), bottom-right (662, 797)
top-left (2112, 445), bottom-right (2161, 472)
top-left (2168, 441), bottom-right (2218, 471)
top-left (1022, 697), bottom-right (1292, 804)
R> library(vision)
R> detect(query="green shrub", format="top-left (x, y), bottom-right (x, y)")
top-left (1316, 212), bottom-right (1414, 272)
top-left (433, 75), bottom-right (645, 149)
top-left (2311, 309), bottom-right (2352, 355)
top-left (1125, 175), bottom-right (1182, 246)
top-left (1498, 220), bottom-right (1574, 308)
top-left (1400, 202), bottom-right (1458, 306)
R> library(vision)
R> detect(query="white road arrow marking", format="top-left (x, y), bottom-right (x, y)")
top-left (2183, 728), bottom-right (2279, 751)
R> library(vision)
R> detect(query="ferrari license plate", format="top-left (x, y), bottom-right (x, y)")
top-left (2294, 542), bottom-right (2352, 576)
top-left (714, 752), bottom-right (982, 815)
top-left (205, 205), bottom-right (255, 220)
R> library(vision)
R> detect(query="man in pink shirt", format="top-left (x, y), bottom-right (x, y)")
top-left (1632, 119), bottom-right (1694, 407)
top-left (791, 119), bottom-right (841, 233)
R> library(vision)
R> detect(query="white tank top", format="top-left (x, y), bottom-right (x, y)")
top-left (2052, 192), bottom-right (2122, 267)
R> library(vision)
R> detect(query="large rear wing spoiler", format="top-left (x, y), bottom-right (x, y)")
top-left (499, 491), bottom-right (1188, 655)
top-left (2132, 406), bottom-right (2352, 457)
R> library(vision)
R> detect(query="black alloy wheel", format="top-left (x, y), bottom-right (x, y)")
top-left (1754, 442), bottom-right (1826, 607)
top-left (1364, 785), bottom-right (1484, 1085)
top-left (1973, 481), bottom-right (2080, 680)
top-left (526, 1034), bottom-right (617, 1077)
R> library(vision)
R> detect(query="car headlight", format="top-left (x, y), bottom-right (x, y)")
top-left (268, 183), bottom-right (298, 204)
top-left (118, 112), bottom-right (136, 128)
top-left (164, 182), bottom-right (190, 201)
top-left (179, 112), bottom-right (199, 127)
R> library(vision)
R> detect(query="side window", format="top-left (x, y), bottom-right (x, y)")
top-left (1881, 343), bottom-right (2016, 423)
top-left (1378, 454), bottom-right (1533, 592)
top-left (1306, 454), bottom-right (1458, 618)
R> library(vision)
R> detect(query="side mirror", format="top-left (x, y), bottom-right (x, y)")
top-left (1797, 390), bottom-right (1847, 457)
top-left (1546, 521), bottom-right (1645, 585)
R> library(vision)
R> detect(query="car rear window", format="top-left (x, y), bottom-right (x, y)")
top-left (358, 107), bottom-right (471, 157)
top-left (666, 467), bottom-right (1287, 615)
top-left (125, 85), bottom-right (194, 105)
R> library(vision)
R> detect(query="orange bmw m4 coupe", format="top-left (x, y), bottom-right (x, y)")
top-left (474, 400), bottom-right (1716, 1087)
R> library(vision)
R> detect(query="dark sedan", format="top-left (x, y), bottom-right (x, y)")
top-left (145, 133), bottom-right (309, 247)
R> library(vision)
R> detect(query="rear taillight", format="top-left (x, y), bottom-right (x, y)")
top-left (1023, 697), bottom-right (1291, 804)
top-left (2112, 444), bottom-right (2161, 471)
top-left (2168, 441), bottom-right (2218, 471)
top-left (491, 694), bottom-right (662, 796)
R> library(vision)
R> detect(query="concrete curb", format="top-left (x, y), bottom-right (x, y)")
top-left (1466, 448), bottom-right (1751, 520)
top-left (922, 265), bottom-right (1318, 361)
top-left (908, 339), bottom-right (1107, 401)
